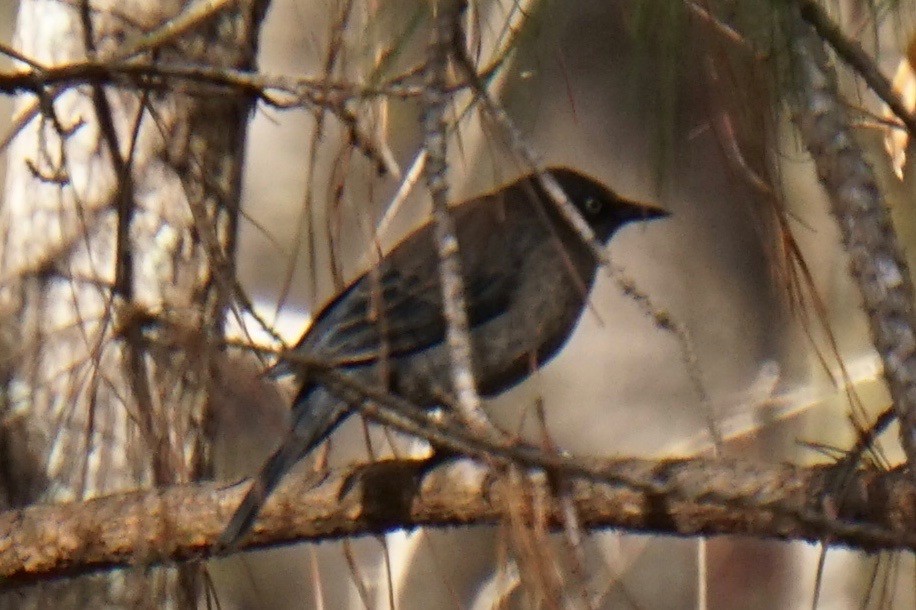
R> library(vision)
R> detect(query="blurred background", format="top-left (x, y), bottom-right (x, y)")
top-left (3, 0), bottom-right (914, 608)
top-left (206, 1), bottom-right (909, 608)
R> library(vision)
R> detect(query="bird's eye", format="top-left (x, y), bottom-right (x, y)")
top-left (584, 197), bottom-right (602, 215)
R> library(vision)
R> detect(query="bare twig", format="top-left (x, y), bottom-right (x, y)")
top-left (423, 0), bottom-right (490, 432)
top-left (446, 22), bottom-right (609, 267)
top-left (1, 0), bottom-right (247, 154)
top-left (796, 0), bottom-right (916, 138)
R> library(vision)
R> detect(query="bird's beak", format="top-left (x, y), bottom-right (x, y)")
top-left (622, 198), bottom-right (669, 222)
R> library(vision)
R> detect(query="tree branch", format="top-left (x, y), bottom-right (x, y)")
top-left (0, 455), bottom-right (911, 589)
top-left (796, 0), bottom-right (916, 137)
top-left (785, 7), bottom-right (916, 476)
top-left (423, 0), bottom-right (489, 430)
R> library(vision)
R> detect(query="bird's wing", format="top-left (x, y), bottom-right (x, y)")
top-left (301, 235), bottom-right (519, 366)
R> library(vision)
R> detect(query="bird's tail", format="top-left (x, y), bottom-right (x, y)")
top-left (217, 383), bottom-right (347, 549)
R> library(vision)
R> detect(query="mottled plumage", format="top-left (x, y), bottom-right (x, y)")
top-left (219, 168), bottom-right (667, 547)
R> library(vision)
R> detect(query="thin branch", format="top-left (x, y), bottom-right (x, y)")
top-left (0, 0), bottom-right (247, 162)
top-left (422, 0), bottom-right (489, 431)
top-left (0, 60), bottom-right (425, 102)
top-left (109, 0), bottom-right (244, 63)
top-left (796, 0), bottom-right (916, 138)
top-left (447, 20), bottom-right (609, 268)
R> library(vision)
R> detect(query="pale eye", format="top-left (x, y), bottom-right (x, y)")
top-left (584, 197), bottom-right (602, 215)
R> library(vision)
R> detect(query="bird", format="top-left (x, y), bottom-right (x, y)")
top-left (218, 167), bottom-right (668, 547)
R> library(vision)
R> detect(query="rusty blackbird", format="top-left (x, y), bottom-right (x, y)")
top-left (219, 167), bottom-right (667, 547)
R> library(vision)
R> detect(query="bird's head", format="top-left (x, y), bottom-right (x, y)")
top-left (547, 167), bottom-right (668, 243)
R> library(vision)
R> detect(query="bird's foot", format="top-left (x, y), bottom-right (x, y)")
top-left (337, 458), bottom-right (433, 527)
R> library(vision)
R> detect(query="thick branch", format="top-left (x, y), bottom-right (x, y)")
top-left (0, 457), bottom-right (911, 588)
top-left (785, 7), bottom-right (916, 474)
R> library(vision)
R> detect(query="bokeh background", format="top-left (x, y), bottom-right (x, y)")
top-left (3, 0), bottom-right (913, 608)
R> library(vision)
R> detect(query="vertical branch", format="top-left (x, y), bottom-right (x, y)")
top-left (784, 7), bottom-right (916, 474)
top-left (166, 0), bottom-right (269, 486)
top-left (422, 0), bottom-right (488, 430)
